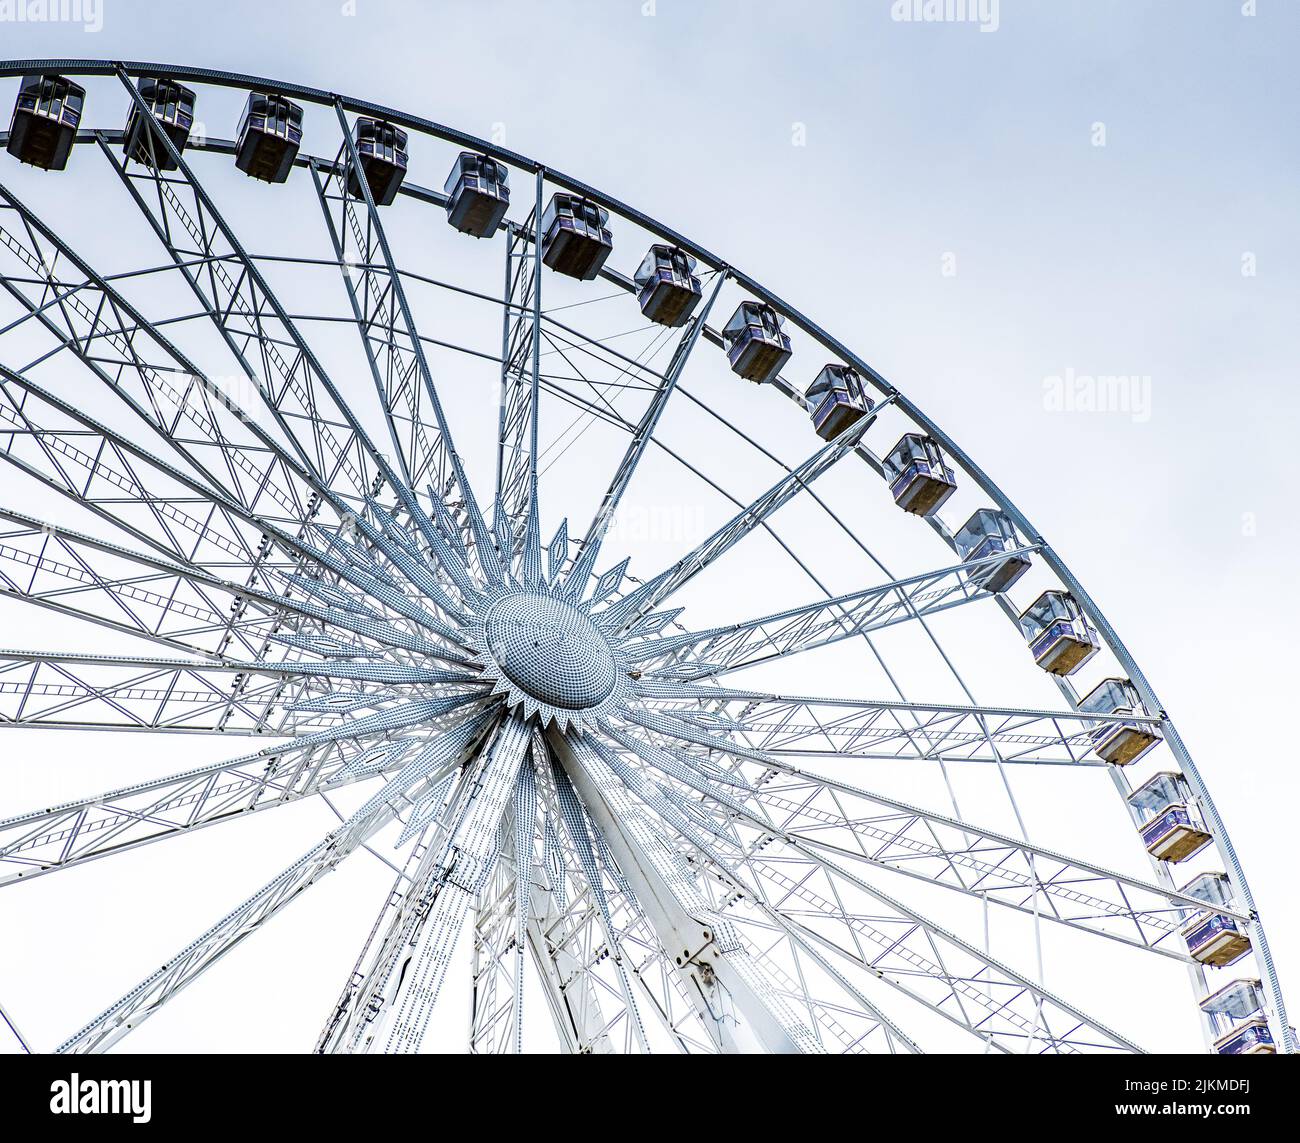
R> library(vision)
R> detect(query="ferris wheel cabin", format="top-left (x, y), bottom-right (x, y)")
top-left (806, 365), bottom-right (875, 441)
top-left (1178, 872), bottom-right (1253, 967)
top-left (234, 93), bottom-right (303, 184)
top-left (540, 193), bottom-right (613, 280)
top-left (722, 301), bottom-right (792, 383)
top-left (1199, 979), bottom-right (1276, 1055)
top-left (346, 118), bottom-right (408, 206)
top-left (444, 152), bottom-right (510, 238)
top-left (6, 74), bottom-right (84, 171)
top-left (1017, 590), bottom-right (1099, 675)
top-left (123, 77), bottom-right (196, 170)
top-left (1078, 677), bottom-right (1162, 765)
top-left (634, 245), bottom-right (703, 327)
top-left (882, 433), bottom-right (957, 516)
top-left (953, 508), bottom-right (1031, 593)
top-left (1126, 772), bottom-right (1213, 863)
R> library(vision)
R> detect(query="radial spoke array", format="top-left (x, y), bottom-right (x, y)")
top-left (0, 61), bottom-right (1285, 1057)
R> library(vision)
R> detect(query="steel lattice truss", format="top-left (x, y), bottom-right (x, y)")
top-left (0, 60), bottom-right (1291, 1056)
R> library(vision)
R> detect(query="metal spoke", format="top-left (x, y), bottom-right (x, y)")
top-left (582, 729), bottom-right (918, 1053)
top-left (494, 169), bottom-right (544, 577)
top-left (615, 755), bottom-right (1140, 1052)
top-left (56, 708), bottom-right (497, 1053)
top-left (506, 737), bottom-right (715, 1054)
top-left (599, 416), bottom-right (875, 632)
top-left (624, 549), bottom-right (1032, 682)
top-left (0, 178), bottom-right (347, 528)
top-left (566, 272), bottom-right (727, 598)
top-left (554, 729), bottom-right (823, 1052)
top-left (606, 720), bottom-right (1232, 958)
top-left (105, 71), bottom-right (388, 507)
top-left (321, 100), bottom-right (500, 581)
top-left (0, 508), bottom-right (471, 666)
top-left (0, 691), bottom-right (485, 886)
top-left (0, 652), bottom-right (316, 735)
top-left (632, 684), bottom-right (1144, 766)
top-left (318, 713), bottom-right (529, 1053)
top-left (468, 750), bottom-right (537, 1054)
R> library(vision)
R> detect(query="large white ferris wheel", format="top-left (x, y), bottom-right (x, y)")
top-left (0, 59), bottom-right (1290, 1056)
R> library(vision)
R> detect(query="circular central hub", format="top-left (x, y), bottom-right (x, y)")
top-left (485, 593), bottom-right (618, 711)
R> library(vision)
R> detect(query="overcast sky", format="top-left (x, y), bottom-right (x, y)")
top-left (0, 0), bottom-right (1296, 1054)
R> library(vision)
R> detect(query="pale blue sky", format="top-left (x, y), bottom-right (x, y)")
top-left (0, 1), bottom-right (1296, 1051)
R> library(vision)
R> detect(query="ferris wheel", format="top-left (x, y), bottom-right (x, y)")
top-left (0, 58), bottom-right (1290, 1056)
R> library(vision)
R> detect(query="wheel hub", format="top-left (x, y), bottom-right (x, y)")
top-left (485, 592), bottom-right (618, 711)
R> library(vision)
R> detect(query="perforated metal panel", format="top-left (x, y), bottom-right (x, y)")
top-left (485, 592), bottom-right (618, 710)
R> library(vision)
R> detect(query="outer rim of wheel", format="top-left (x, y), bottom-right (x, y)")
top-left (0, 56), bottom-right (1291, 1054)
